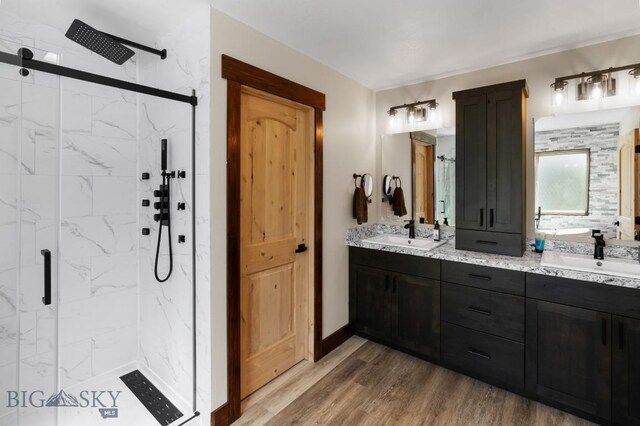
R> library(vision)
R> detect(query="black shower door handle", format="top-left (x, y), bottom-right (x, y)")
top-left (41, 249), bottom-right (51, 306)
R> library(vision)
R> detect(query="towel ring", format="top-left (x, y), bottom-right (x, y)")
top-left (361, 174), bottom-right (373, 198)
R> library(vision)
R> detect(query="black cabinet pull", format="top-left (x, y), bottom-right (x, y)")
top-left (468, 305), bottom-right (492, 316)
top-left (602, 318), bottom-right (607, 345)
top-left (479, 208), bottom-right (484, 227)
top-left (295, 243), bottom-right (307, 254)
top-left (392, 277), bottom-right (397, 293)
top-left (619, 322), bottom-right (625, 350)
top-left (467, 347), bottom-right (491, 360)
top-left (489, 209), bottom-right (494, 228)
top-left (41, 249), bottom-right (51, 306)
top-left (476, 240), bottom-right (498, 245)
top-left (385, 276), bottom-right (389, 292)
top-left (468, 273), bottom-right (491, 281)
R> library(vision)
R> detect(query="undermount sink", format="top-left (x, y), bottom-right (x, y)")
top-left (361, 234), bottom-right (446, 251)
top-left (540, 250), bottom-right (640, 279)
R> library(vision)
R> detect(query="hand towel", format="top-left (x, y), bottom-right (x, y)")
top-left (392, 186), bottom-right (407, 217)
top-left (353, 186), bottom-right (368, 224)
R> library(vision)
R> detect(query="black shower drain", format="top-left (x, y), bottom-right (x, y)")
top-left (120, 370), bottom-right (183, 425)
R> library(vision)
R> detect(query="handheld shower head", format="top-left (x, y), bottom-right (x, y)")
top-left (65, 19), bottom-right (135, 65)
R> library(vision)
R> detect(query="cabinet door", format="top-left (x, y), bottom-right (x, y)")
top-left (613, 316), bottom-right (640, 426)
top-left (391, 273), bottom-right (440, 359)
top-left (486, 88), bottom-right (523, 234)
top-left (455, 93), bottom-right (487, 230)
top-left (349, 264), bottom-right (391, 341)
top-left (526, 300), bottom-right (611, 421)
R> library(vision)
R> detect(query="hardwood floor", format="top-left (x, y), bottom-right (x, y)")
top-left (233, 337), bottom-right (594, 426)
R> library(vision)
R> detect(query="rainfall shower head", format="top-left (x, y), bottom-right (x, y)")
top-left (65, 19), bottom-right (135, 65)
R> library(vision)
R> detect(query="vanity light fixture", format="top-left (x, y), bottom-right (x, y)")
top-left (387, 99), bottom-right (438, 125)
top-left (552, 62), bottom-right (640, 104)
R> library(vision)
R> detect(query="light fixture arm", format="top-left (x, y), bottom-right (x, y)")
top-left (388, 99), bottom-right (438, 113)
top-left (555, 62), bottom-right (640, 84)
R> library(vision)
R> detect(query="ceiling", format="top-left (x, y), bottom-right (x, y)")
top-left (0, 0), bottom-right (209, 46)
top-left (209, 0), bottom-right (640, 90)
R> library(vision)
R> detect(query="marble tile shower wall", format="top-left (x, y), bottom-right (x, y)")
top-left (136, 10), bottom-right (212, 413)
top-left (535, 123), bottom-right (619, 237)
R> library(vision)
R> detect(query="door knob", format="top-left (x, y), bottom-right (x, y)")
top-left (295, 244), bottom-right (308, 254)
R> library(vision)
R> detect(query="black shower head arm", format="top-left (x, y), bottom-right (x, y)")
top-left (100, 31), bottom-right (166, 60)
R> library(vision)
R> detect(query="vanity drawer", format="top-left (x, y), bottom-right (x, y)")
top-left (455, 229), bottom-right (524, 257)
top-left (442, 322), bottom-right (524, 391)
top-left (442, 282), bottom-right (524, 342)
top-left (441, 260), bottom-right (525, 296)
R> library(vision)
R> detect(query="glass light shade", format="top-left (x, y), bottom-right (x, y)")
top-left (588, 74), bottom-right (606, 100)
top-left (550, 81), bottom-right (568, 106)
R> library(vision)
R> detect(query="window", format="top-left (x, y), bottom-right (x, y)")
top-left (535, 149), bottom-right (590, 215)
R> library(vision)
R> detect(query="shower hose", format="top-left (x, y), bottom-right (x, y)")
top-left (154, 171), bottom-right (173, 282)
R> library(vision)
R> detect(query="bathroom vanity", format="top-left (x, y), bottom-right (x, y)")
top-left (348, 232), bottom-right (640, 425)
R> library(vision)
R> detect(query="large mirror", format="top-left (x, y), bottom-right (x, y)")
top-left (534, 107), bottom-right (640, 241)
top-left (381, 129), bottom-right (456, 226)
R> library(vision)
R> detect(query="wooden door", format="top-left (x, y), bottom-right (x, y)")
top-left (414, 143), bottom-right (435, 224)
top-left (526, 300), bottom-right (611, 421)
top-left (240, 87), bottom-right (312, 398)
top-left (455, 94), bottom-right (487, 230)
top-left (613, 315), bottom-right (640, 426)
top-left (617, 129), bottom-right (639, 240)
top-left (486, 88), bottom-right (524, 234)
top-left (349, 264), bottom-right (392, 341)
top-left (391, 273), bottom-right (440, 359)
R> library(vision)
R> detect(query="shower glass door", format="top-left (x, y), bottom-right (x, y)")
top-left (0, 41), bottom-right (60, 426)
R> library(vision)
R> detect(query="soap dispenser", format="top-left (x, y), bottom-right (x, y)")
top-left (433, 220), bottom-right (441, 241)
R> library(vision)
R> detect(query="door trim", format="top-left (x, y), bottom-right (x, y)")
top-left (222, 55), bottom-right (325, 423)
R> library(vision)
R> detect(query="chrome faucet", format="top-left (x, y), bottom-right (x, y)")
top-left (404, 220), bottom-right (416, 239)
top-left (592, 229), bottom-right (606, 260)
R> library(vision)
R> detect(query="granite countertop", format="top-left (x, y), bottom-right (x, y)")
top-left (347, 224), bottom-right (640, 290)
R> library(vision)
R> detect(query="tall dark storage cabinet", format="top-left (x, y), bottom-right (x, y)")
top-left (453, 80), bottom-right (528, 257)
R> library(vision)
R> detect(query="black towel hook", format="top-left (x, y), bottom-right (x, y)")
top-left (353, 173), bottom-right (363, 188)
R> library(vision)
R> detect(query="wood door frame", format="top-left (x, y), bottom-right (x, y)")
top-left (222, 55), bottom-right (325, 423)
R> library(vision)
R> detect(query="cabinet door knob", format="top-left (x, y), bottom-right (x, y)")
top-left (479, 208), bottom-right (484, 227)
top-left (602, 318), bottom-right (608, 346)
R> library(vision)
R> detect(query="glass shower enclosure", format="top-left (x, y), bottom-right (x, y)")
top-left (0, 36), bottom-right (198, 426)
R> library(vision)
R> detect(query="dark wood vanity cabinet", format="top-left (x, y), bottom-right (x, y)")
top-left (349, 247), bottom-right (440, 359)
top-left (526, 273), bottom-right (640, 425)
top-left (613, 316), bottom-right (640, 426)
top-left (526, 299), bottom-right (612, 421)
top-left (440, 261), bottom-right (525, 392)
top-left (453, 80), bottom-right (527, 257)
top-left (348, 250), bottom-right (640, 425)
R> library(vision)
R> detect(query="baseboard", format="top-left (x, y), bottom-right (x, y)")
top-left (321, 324), bottom-right (352, 358)
top-left (211, 402), bottom-right (229, 426)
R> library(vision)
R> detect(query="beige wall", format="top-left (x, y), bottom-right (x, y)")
top-left (209, 9), bottom-right (375, 410)
top-left (375, 34), bottom-right (640, 233)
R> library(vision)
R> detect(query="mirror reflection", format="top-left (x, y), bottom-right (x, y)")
top-left (534, 107), bottom-right (640, 240)
top-left (381, 129), bottom-right (456, 226)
